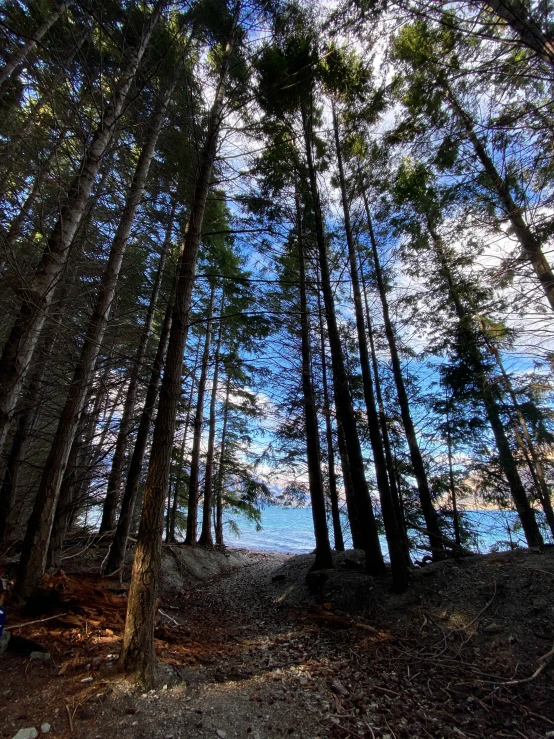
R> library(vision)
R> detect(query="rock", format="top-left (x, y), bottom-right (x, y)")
top-left (29, 651), bottom-right (50, 661)
top-left (40, 725), bottom-right (51, 734)
top-left (0, 630), bottom-right (10, 655)
top-left (11, 729), bottom-right (38, 739)
top-left (330, 680), bottom-right (349, 697)
top-left (482, 623), bottom-right (502, 634)
top-left (216, 731), bottom-right (227, 738)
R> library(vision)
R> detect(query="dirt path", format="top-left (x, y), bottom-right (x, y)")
top-left (2, 547), bottom-right (554, 739)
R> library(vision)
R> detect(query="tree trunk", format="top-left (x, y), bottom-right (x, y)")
top-left (3, 136), bottom-right (64, 257)
top-left (103, 281), bottom-right (177, 575)
top-left (487, 343), bottom-right (554, 537)
top-left (362, 190), bottom-right (445, 558)
top-left (333, 106), bottom-right (407, 588)
top-left (184, 285), bottom-right (216, 545)
top-left (215, 377), bottom-right (231, 547)
top-left (444, 394), bottom-right (462, 547)
top-left (513, 426), bottom-right (554, 537)
top-left (296, 196), bottom-right (333, 570)
top-left (0, 250), bottom-right (80, 543)
top-left (0, 337), bottom-right (53, 542)
top-left (168, 420), bottom-right (189, 543)
top-left (0, 407), bottom-right (35, 541)
top-left (428, 220), bottom-right (543, 548)
top-left (300, 99), bottom-right (384, 576)
top-left (316, 286), bottom-right (344, 552)
top-left (12, 78), bottom-right (171, 602)
top-left (480, 0), bottom-right (554, 66)
top-left (483, 390), bottom-right (543, 547)
top-left (61, 373), bottom-right (113, 531)
top-left (0, 30), bottom-right (86, 196)
top-left (118, 9), bottom-right (239, 685)
top-left (0, 0), bottom-right (163, 456)
top-left (0, 0), bottom-right (72, 88)
top-left (198, 291), bottom-right (225, 547)
top-left (168, 341), bottom-right (202, 542)
top-left (91, 369), bottom-right (127, 469)
top-left (100, 200), bottom-right (176, 533)
top-left (47, 430), bottom-right (83, 569)
top-left (359, 256), bottom-right (411, 564)
top-left (334, 415), bottom-right (362, 548)
top-left (446, 89), bottom-right (554, 311)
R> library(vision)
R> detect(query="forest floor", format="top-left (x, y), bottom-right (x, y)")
top-left (1, 543), bottom-right (554, 739)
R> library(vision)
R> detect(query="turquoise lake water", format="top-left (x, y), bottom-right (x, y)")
top-left (222, 505), bottom-right (551, 556)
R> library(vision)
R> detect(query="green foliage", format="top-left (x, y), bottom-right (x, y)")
top-left (319, 43), bottom-right (370, 103)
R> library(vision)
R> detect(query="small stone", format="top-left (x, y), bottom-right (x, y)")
top-left (80, 677), bottom-right (93, 683)
top-left (0, 630), bottom-right (11, 655)
top-left (483, 623), bottom-right (502, 634)
top-left (29, 652), bottom-right (50, 662)
top-left (40, 725), bottom-right (51, 734)
top-left (330, 680), bottom-right (349, 697)
top-left (216, 731), bottom-right (227, 738)
top-left (11, 729), bottom-right (38, 739)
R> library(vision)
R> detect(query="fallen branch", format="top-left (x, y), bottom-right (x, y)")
top-left (456, 578), bottom-right (497, 632)
top-left (500, 640), bottom-right (554, 686)
top-left (371, 684), bottom-right (401, 697)
top-left (65, 704), bottom-right (74, 735)
top-left (307, 608), bottom-right (384, 636)
top-left (354, 622), bottom-right (379, 635)
top-left (9, 612), bottom-right (68, 630)
top-left (364, 723), bottom-right (377, 739)
top-left (158, 608), bottom-right (180, 626)
top-left (495, 696), bottom-right (554, 726)
top-left (62, 531), bottom-right (111, 561)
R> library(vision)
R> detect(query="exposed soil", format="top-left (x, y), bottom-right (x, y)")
top-left (1, 545), bottom-right (554, 739)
